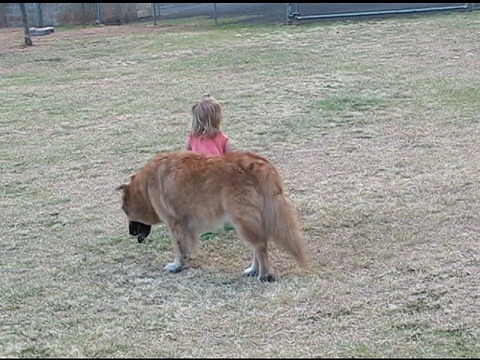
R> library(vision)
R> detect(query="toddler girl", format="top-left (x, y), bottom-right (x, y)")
top-left (186, 94), bottom-right (234, 155)
top-left (186, 94), bottom-right (236, 237)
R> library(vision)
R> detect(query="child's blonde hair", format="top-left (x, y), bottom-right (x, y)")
top-left (190, 94), bottom-right (223, 137)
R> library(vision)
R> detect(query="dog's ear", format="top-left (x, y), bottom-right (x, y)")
top-left (115, 183), bottom-right (129, 192)
top-left (116, 173), bottom-right (136, 192)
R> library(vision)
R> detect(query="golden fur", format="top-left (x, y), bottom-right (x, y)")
top-left (118, 151), bottom-right (308, 282)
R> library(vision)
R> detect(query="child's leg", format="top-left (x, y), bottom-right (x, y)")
top-left (200, 223), bottom-right (235, 241)
top-left (223, 222), bottom-right (236, 232)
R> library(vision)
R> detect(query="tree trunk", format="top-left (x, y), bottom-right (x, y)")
top-left (19, 3), bottom-right (33, 46)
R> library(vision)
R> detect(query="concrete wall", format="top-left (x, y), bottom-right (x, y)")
top-left (0, 3), bottom-right (154, 28)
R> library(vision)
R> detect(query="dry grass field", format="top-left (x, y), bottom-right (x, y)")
top-left (1, 12), bottom-right (479, 358)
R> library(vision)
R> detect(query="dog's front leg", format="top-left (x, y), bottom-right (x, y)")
top-left (164, 221), bottom-right (189, 273)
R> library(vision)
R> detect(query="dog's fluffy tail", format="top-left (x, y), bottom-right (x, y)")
top-left (264, 194), bottom-right (308, 268)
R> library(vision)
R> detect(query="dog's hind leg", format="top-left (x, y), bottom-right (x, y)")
top-left (231, 214), bottom-right (275, 282)
top-left (243, 252), bottom-right (259, 278)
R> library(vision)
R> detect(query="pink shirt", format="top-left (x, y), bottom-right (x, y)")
top-left (187, 132), bottom-right (230, 156)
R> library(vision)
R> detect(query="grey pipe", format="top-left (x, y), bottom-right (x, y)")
top-left (293, 4), bottom-right (471, 21)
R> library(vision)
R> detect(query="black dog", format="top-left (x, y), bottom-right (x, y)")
top-left (129, 221), bottom-right (151, 243)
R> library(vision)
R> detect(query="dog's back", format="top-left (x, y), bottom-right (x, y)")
top-left (141, 151), bottom-right (279, 228)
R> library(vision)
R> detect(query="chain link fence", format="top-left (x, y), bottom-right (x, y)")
top-left (1, 3), bottom-right (478, 29)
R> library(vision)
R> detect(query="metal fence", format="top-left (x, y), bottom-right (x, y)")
top-left (1, 3), bottom-right (477, 29)
top-left (152, 3), bottom-right (478, 27)
top-left (151, 3), bottom-right (479, 27)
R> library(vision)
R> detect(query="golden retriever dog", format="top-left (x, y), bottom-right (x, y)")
top-left (118, 151), bottom-right (308, 282)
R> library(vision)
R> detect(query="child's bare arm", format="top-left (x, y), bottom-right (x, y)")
top-left (224, 139), bottom-right (235, 153)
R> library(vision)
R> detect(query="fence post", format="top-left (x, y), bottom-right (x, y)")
top-left (286, 4), bottom-right (299, 25)
top-left (35, 3), bottom-right (43, 28)
top-left (81, 3), bottom-right (85, 27)
top-left (152, 3), bottom-right (157, 26)
top-left (286, 3), bottom-right (292, 25)
top-left (94, 3), bottom-right (103, 24)
top-left (213, 3), bottom-right (218, 26)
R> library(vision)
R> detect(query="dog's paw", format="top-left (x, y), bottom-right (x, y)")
top-left (243, 266), bottom-right (258, 277)
top-left (164, 262), bottom-right (183, 273)
top-left (259, 274), bottom-right (276, 283)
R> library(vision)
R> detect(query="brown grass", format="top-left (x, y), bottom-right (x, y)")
top-left (1, 12), bottom-right (479, 358)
